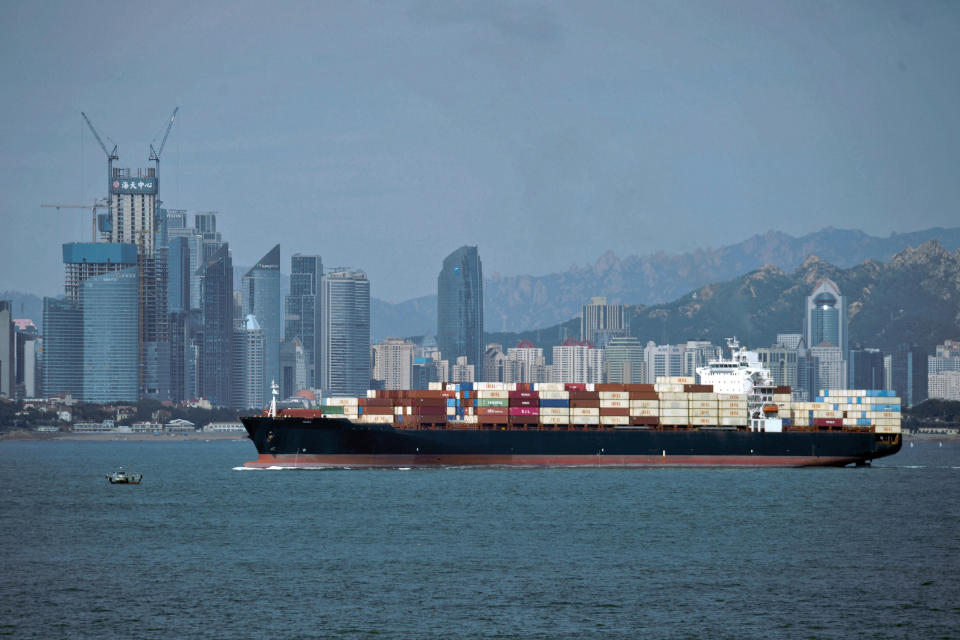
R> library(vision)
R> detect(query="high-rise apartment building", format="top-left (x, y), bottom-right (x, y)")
top-left (683, 341), bottom-right (721, 380)
top-left (644, 342), bottom-right (685, 384)
top-left (321, 270), bottom-right (370, 397)
top-left (804, 279), bottom-right (848, 356)
top-left (580, 297), bottom-right (629, 347)
top-left (506, 342), bottom-right (547, 383)
top-left (81, 266), bottom-right (139, 403)
top-left (929, 371), bottom-right (960, 401)
top-left (437, 246), bottom-right (483, 369)
top-left (200, 244), bottom-right (233, 407)
top-left (285, 254), bottom-right (323, 389)
top-left (810, 343), bottom-right (846, 394)
top-left (373, 338), bottom-right (415, 390)
top-left (242, 245), bottom-right (281, 404)
top-left (605, 336), bottom-right (645, 384)
top-left (551, 342), bottom-right (603, 383)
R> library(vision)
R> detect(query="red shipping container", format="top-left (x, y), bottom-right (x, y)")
top-left (814, 418), bottom-right (843, 427)
top-left (358, 398), bottom-right (393, 407)
top-left (508, 407), bottom-right (539, 416)
top-left (630, 416), bottom-right (659, 426)
top-left (361, 406), bottom-right (394, 415)
top-left (683, 384), bottom-right (713, 392)
top-left (569, 391), bottom-right (600, 400)
top-left (599, 408), bottom-right (629, 417)
top-left (477, 407), bottom-right (509, 416)
top-left (508, 391), bottom-right (539, 399)
top-left (279, 409), bottom-right (324, 418)
top-left (509, 398), bottom-right (538, 407)
top-left (479, 416), bottom-right (509, 425)
top-left (774, 386), bottom-right (792, 395)
top-left (629, 392), bottom-right (659, 400)
top-left (570, 400), bottom-right (600, 408)
top-left (508, 415), bottom-right (539, 424)
top-left (564, 383), bottom-right (586, 392)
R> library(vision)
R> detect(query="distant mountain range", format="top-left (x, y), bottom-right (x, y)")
top-left (371, 226), bottom-right (960, 339)
top-left (485, 240), bottom-right (960, 356)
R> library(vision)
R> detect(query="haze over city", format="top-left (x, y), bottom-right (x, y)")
top-left (2, 1), bottom-right (959, 301)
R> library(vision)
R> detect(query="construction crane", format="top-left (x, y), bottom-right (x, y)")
top-left (81, 112), bottom-right (118, 196)
top-left (40, 199), bottom-right (110, 242)
top-left (148, 106), bottom-right (179, 180)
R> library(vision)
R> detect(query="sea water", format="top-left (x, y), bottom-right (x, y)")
top-left (1, 439), bottom-right (958, 639)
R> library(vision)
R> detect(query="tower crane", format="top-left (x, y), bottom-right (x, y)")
top-left (148, 107), bottom-right (179, 180)
top-left (81, 112), bottom-right (118, 196)
top-left (40, 200), bottom-right (111, 242)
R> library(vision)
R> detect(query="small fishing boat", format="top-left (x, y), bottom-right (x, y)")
top-left (106, 468), bottom-right (142, 484)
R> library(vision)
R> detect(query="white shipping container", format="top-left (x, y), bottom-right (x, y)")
top-left (428, 382), bottom-right (443, 391)
top-left (772, 394), bottom-right (792, 402)
top-left (688, 393), bottom-right (718, 401)
top-left (600, 416), bottom-right (630, 425)
top-left (654, 384), bottom-right (684, 393)
top-left (659, 400), bottom-right (688, 409)
top-left (540, 407), bottom-right (570, 417)
top-left (539, 415), bottom-right (568, 425)
top-left (629, 400), bottom-right (659, 409)
top-left (323, 397), bottom-right (359, 406)
top-left (688, 400), bottom-right (718, 409)
top-left (357, 415), bottom-right (394, 424)
top-left (813, 411), bottom-right (843, 418)
top-left (690, 417), bottom-right (716, 426)
top-left (718, 401), bottom-right (748, 410)
top-left (660, 416), bottom-right (690, 425)
top-left (716, 393), bottom-right (748, 401)
top-left (476, 390), bottom-right (509, 399)
top-left (658, 392), bottom-right (689, 400)
top-left (689, 408), bottom-right (719, 417)
top-left (657, 376), bottom-right (695, 385)
top-left (571, 407), bottom-right (600, 416)
top-left (720, 409), bottom-right (745, 418)
top-left (874, 424), bottom-right (901, 434)
top-left (539, 391), bottom-right (570, 400)
top-left (534, 383), bottom-right (566, 392)
top-left (719, 417), bottom-right (748, 426)
top-left (571, 415), bottom-right (598, 425)
top-left (629, 408), bottom-right (659, 417)
top-left (659, 408), bottom-right (689, 417)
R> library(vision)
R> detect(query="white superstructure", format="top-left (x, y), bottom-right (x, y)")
top-left (697, 338), bottom-right (782, 432)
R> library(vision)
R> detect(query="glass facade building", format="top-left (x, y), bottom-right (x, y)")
top-left (437, 246), bottom-right (483, 369)
top-left (605, 336), bottom-right (646, 384)
top-left (201, 244), bottom-right (233, 407)
top-left (81, 266), bottom-right (139, 403)
top-left (804, 279), bottom-right (848, 355)
top-left (321, 270), bottom-right (370, 397)
top-left (285, 254), bottom-right (323, 389)
top-left (242, 244), bottom-right (281, 405)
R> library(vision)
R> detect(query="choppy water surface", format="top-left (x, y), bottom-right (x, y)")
top-left (1, 439), bottom-right (958, 639)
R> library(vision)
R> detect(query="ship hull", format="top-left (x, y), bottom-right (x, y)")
top-left (241, 417), bottom-right (901, 468)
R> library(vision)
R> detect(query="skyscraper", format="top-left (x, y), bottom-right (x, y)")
top-left (437, 246), bottom-right (483, 368)
top-left (605, 336), bottom-right (645, 384)
top-left (0, 301), bottom-right (12, 398)
top-left (372, 338), bottom-right (415, 390)
top-left (284, 254), bottom-right (323, 389)
top-left (580, 297), bottom-right (629, 347)
top-left (804, 279), bottom-right (848, 356)
top-left (242, 244), bottom-right (281, 404)
top-left (41, 298), bottom-right (82, 398)
top-left (200, 244), bottom-right (233, 407)
top-left (232, 314), bottom-right (265, 410)
top-left (81, 266), bottom-right (139, 403)
top-left (321, 269), bottom-right (370, 397)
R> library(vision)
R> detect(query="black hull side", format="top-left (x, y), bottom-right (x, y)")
top-left (241, 417), bottom-right (902, 467)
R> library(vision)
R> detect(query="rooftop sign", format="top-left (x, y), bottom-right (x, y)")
top-left (111, 178), bottom-right (158, 195)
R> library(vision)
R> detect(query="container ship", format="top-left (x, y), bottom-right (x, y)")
top-left (242, 340), bottom-right (902, 468)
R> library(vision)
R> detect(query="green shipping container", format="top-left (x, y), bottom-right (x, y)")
top-left (320, 405), bottom-right (345, 414)
top-left (476, 398), bottom-right (509, 407)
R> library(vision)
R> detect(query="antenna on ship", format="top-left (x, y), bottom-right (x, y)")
top-left (269, 380), bottom-right (279, 418)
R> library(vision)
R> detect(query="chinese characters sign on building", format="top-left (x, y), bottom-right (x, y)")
top-left (111, 178), bottom-right (158, 195)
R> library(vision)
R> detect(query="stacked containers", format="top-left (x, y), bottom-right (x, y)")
top-left (716, 393), bottom-right (748, 427)
top-left (539, 389), bottom-right (570, 425)
top-left (476, 387), bottom-right (509, 426)
top-left (597, 384), bottom-right (630, 426)
top-left (570, 389), bottom-right (600, 425)
top-left (628, 384), bottom-right (659, 426)
top-left (685, 384), bottom-right (718, 426)
top-left (657, 377), bottom-right (690, 426)
top-left (509, 390), bottom-right (540, 426)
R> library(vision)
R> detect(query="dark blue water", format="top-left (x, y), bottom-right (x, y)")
top-left (1, 439), bottom-right (958, 639)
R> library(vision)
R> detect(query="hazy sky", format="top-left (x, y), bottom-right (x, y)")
top-left (1, 1), bottom-right (958, 302)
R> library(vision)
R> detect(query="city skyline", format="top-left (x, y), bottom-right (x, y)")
top-left (2, 2), bottom-right (960, 303)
